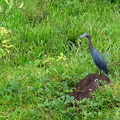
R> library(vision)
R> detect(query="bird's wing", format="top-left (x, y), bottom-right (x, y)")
top-left (91, 49), bottom-right (107, 70)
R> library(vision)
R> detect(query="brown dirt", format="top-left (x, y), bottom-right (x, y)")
top-left (70, 73), bottom-right (111, 101)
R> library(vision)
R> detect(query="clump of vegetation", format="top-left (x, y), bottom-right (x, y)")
top-left (0, 27), bottom-right (14, 58)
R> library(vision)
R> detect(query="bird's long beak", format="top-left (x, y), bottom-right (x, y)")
top-left (76, 33), bottom-right (87, 39)
top-left (76, 35), bottom-right (84, 39)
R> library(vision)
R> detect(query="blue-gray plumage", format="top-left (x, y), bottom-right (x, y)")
top-left (77, 33), bottom-right (108, 75)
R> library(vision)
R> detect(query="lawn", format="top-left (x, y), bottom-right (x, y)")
top-left (0, 0), bottom-right (120, 119)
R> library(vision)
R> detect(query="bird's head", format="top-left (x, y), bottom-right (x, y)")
top-left (76, 33), bottom-right (90, 39)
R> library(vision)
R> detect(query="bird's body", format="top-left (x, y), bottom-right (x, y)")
top-left (77, 33), bottom-right (108, 75)
top-left (90, 48), bottom-right (108, 74)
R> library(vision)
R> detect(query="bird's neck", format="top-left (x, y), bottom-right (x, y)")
top-left (88, 36), bottom-right (94, 50)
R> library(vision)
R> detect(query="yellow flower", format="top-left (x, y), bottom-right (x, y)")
top-left (0, 27), bottom-right (11, 36)
top-left (57, 53), bottom-right (68, 61)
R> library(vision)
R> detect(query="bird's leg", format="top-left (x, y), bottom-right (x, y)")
top-left (98, 70), bottom-right (101, 81)
top-left (96, 71), bottom-right (101, 87)
top-left (99, 70), bottom-right (101, 76)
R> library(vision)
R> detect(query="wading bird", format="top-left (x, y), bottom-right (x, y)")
top-left (77, 33), bottom-right (108, 75)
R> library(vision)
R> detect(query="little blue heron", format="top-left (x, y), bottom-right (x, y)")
top-left (77, 33), bottom-right (108, 75)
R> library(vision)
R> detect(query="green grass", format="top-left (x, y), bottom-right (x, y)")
top-left (0, 0), bottom-right (120, 119)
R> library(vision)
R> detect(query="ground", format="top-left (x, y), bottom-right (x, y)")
top-left (70, 73), bottom-right (111, 100)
